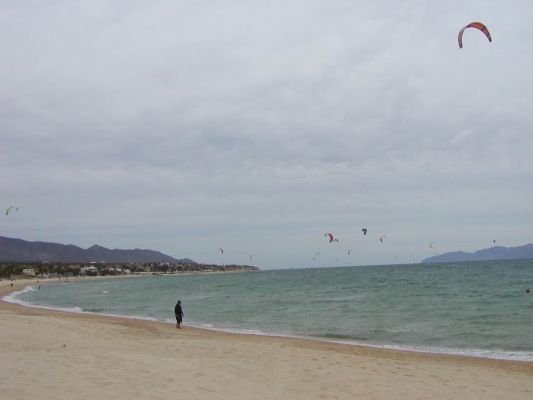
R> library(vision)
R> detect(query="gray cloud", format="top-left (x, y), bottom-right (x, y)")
top-left (2, 1), bottom-right (533, 268)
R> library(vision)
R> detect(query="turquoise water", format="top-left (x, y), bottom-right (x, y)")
top-left (7, 260), bottom-right (533, 361)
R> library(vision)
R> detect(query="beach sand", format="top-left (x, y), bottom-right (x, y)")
top-left (1, 280), bottom-right (532, 400)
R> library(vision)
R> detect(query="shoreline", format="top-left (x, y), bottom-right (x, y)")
top-left (3, 278), bottom-right (533, 365)
top-left (1, 279), bottom-right (533, 399)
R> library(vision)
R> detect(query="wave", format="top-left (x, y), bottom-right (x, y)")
top-left (177, 323), bottom-right (533, 362)
top-left (2, 285), bottom-right (36, 303)
top-left (375, 344), bottom-right (533, 363)
top-left (2, 291), bottom-right (160, 323)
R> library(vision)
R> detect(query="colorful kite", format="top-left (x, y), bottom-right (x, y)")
top-left (458, 22), bottom-right (492, 49)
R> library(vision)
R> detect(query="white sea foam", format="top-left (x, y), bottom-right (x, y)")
top-left (2, 289), bottom-right (159, 322)
top-left (373, 343), bottom-right (533, 363)
top-left (212, 327), bottom-right (533, 361)
top-left (183, 322), bottom-right (287, 338)
top-left (2, 285), bottom-right (36, 304)
top-left (3, 292), bottom-right (85, 314)
top-left (176, 322), bottom-right (533, 362)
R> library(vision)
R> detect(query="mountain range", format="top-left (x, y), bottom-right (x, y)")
top-left (422, 244), bottom-right (533, 264)
top-left (0, 236), bottom-right (193, 264)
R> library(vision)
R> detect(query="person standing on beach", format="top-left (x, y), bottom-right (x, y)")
top-left (175, 300), bottom-right (184, 329)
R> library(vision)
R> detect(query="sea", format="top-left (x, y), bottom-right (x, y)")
top-left (5, 260), bottom-right (533, 362)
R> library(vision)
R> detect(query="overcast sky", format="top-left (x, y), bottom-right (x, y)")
top-left (2, 1), bottom-right (533, 269)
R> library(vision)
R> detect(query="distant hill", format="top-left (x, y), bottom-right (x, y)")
top-left (422, 244), bottom-right (533, 264)
top-left (0, 236), bottom-right (194, 264)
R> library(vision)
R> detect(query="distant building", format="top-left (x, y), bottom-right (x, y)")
top-left (80, 266), bottom-right (99, 276)
top-left (22, 268), bottom-right (36, 276)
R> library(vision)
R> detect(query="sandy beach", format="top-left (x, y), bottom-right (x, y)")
top-left (1, 279), bottom-right (532, 400)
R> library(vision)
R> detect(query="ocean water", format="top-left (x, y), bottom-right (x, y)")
top-left (7, 260), bottom-right (533, 361)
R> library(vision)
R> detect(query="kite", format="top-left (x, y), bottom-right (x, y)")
top-left (324, 233), bottom-right (334, 243)
top-left (362, 228), bottom-right (367, 236)
top-left (5, 206), bottom-right (18, 215)
top-left (218, 248), bottom-right (224, 255)
top-left (348, 250), bottom-right (352, 255)
top-left (458, 22), bottom-right (492, 49)
top-left (379, 235), bottom-right (386, 243)
top-left (429, 241), bottom-right (436, 249)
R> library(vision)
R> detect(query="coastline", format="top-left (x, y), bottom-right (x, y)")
top-left (6, 275), bottom-right (533, 363)
top-left (1, 280), bottom-right (533, 399)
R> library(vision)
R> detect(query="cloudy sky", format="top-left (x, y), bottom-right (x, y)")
top-left (2, 1), bottom-right (533, 269)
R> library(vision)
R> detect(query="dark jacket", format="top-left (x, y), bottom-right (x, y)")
top-left (175, 303), bottom-right (183, 317)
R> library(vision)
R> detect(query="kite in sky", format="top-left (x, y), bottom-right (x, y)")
top-left (458, 22), bottom-right (492, 49)
top-left (324, 233), bottom-right (334, 243)
top-left (379, 235), bottom-right (386, 243)
top-left (218, 248), bottom-right (224, 255)
top-left (429, 241), bottom-right (436, 249)
top-left (5, 206), bottom-right (18, 215)
top-left (362, 228), bottom-right (367, 236)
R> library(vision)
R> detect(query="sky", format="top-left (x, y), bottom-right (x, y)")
top-left (2, 1), bottom-right (533, 269)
